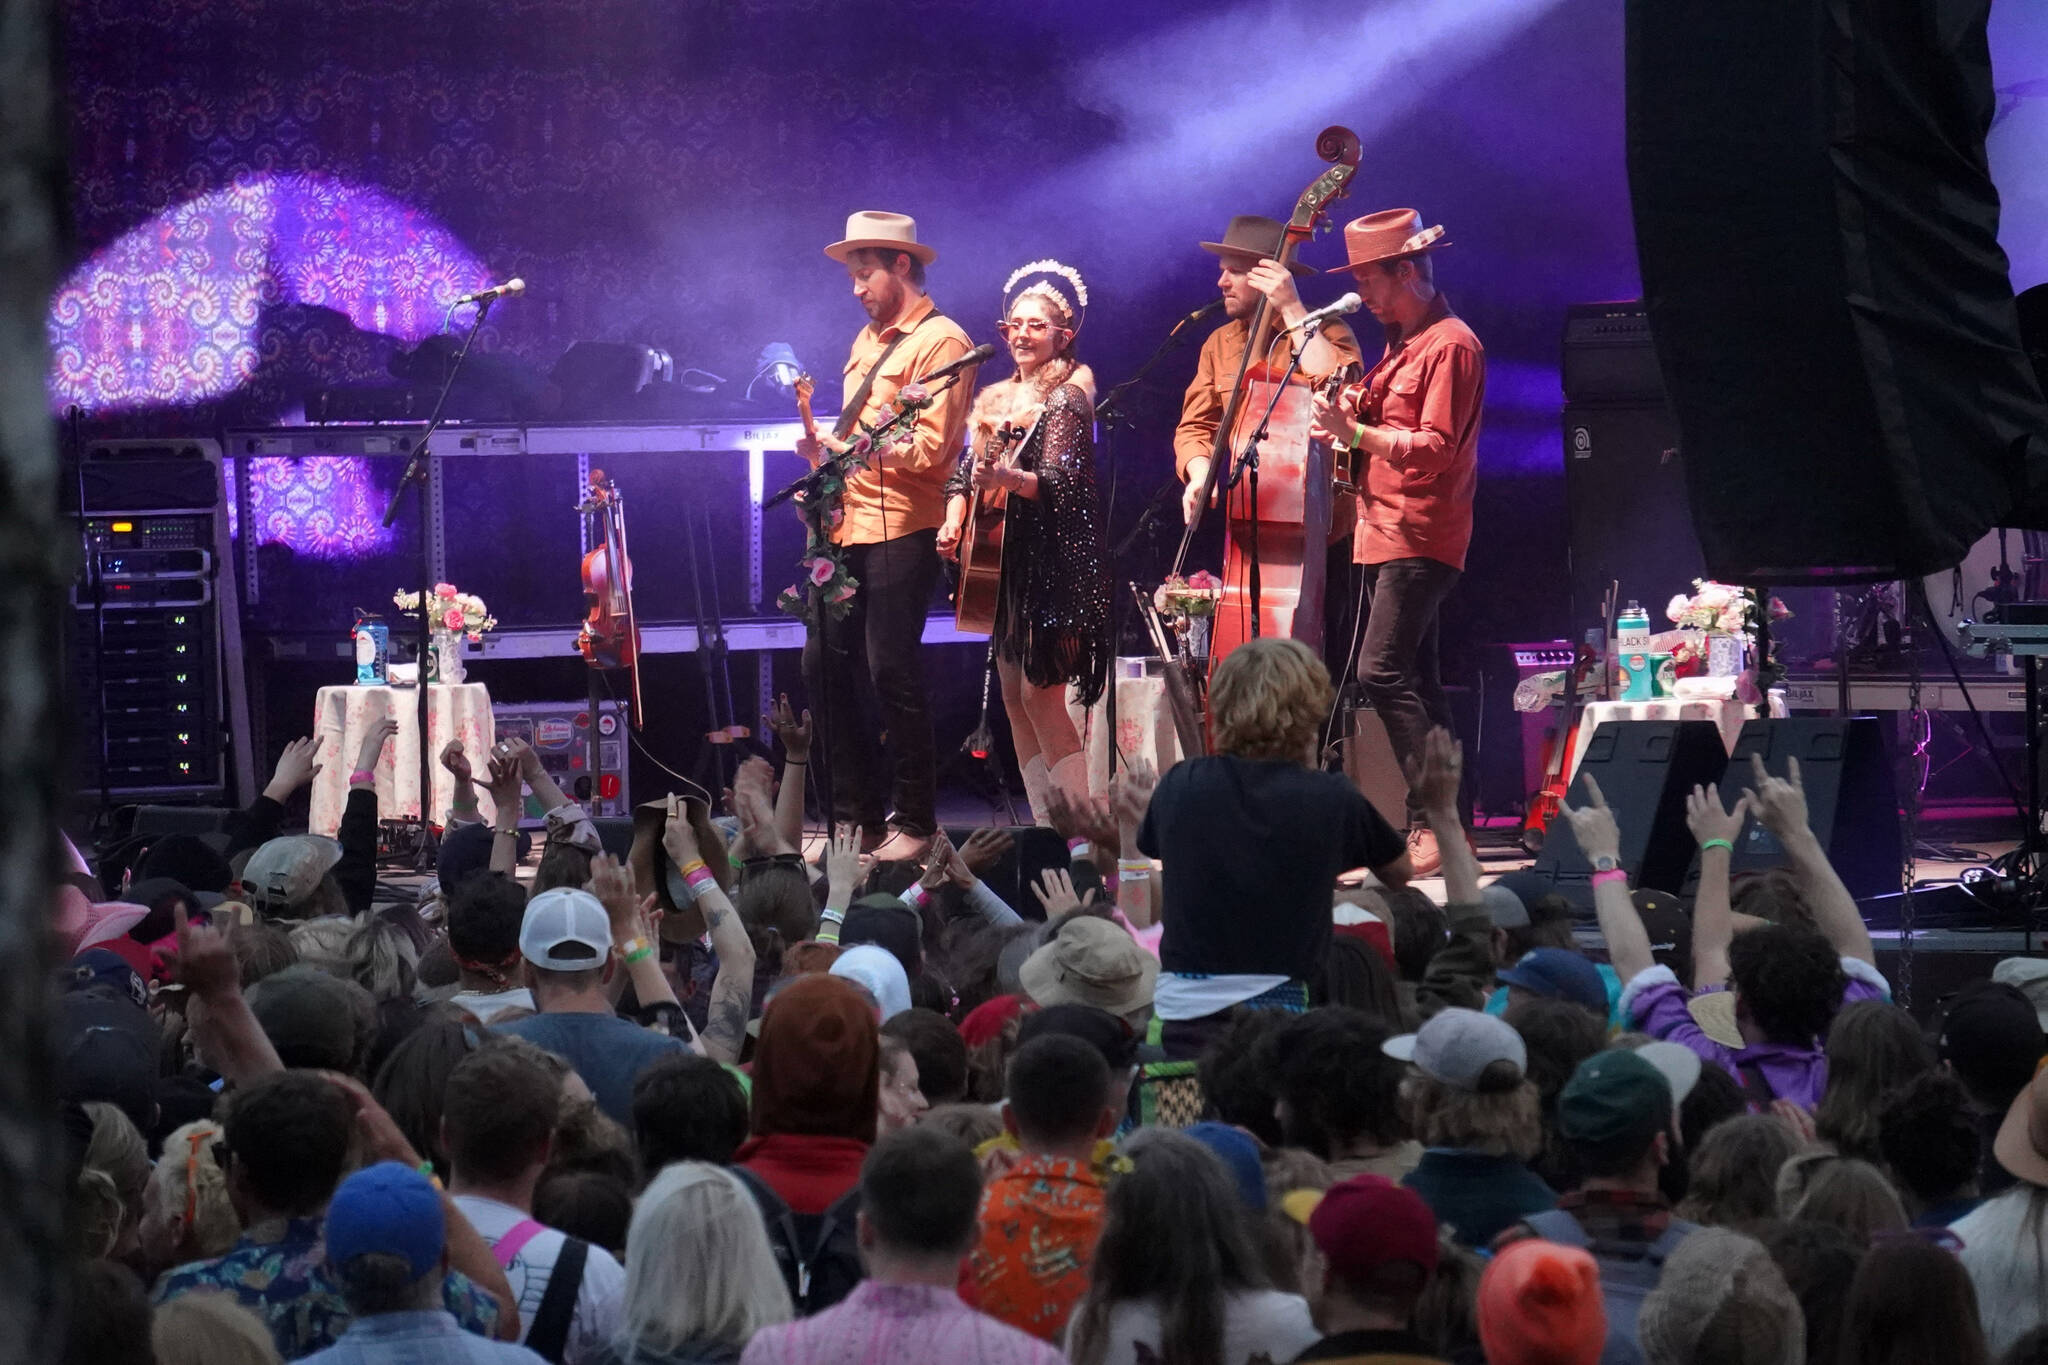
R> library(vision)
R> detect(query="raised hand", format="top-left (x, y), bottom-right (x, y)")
top-left (957, 826), bottom-right (1014, 881)
top-left (323, 1071), bottom-right (423, 1168)
top-left (1032, 866), bottom-right (1086, 919)
top-left (1402, 726), bottom-right (1462, 817)
top-left (661, 792), bottom-right (702, 865)
top-left (173, 902), bottom-right (240, 1002)
top-left (1558, 773), bottom-right (1623, 866)
top-left (1686, 783), bottom-right (1750, 849)
top-left (768, 694), bottom-right (813, 762)
top-left (265, 736), bottom-right (323, 800)
top-left (439, 739), bottom-right (473, 785)
top-left (825, 822), bottom-right (871, 903)
top-left (353, 716), bottom-right (400, 779)
top-left (919, 830), bottom-right (957, 891)
top-left (586, 852), bottom-right (642, 942)
top-left (1111, 758), bottom-right (1158, 834)
top-left (1744, 752), bottom-right (1809, 840)
top-left (483, 751), bottom-right (524, 818)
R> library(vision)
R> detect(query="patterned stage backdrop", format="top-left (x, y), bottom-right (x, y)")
top-left (54, 0), bottom-right (1653, 646)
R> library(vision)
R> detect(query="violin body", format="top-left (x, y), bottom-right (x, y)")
top-left (577, 470), bottom-right (643, 727)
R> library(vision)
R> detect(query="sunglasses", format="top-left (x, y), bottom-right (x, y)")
top-left (995, 318), bottom-right (1068, 339)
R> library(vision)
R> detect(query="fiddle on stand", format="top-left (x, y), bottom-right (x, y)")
top-left (578, 472), bottom-right (644, 802)
top-left (380, 294), bottom-right (497, 870)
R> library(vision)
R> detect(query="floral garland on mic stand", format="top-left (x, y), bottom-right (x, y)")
top-left (776, 381), bottom-right (934, 619)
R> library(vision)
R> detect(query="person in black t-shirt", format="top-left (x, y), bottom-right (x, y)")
top-left (1133, 638), bottom-right (1411, 1059)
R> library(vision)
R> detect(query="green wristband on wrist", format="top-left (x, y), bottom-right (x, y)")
top-left (1700, 838), bottom-right (1734, 855)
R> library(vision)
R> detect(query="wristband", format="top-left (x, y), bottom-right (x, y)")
top-left (622, 940), bottom-right (655, 966)
top-left (1700, 838), bottom-right (1734, 856)
top-left (1117, 858), bottom-right (1151, 873)
top-left (1067, 838), bottom-right (1091, 861)
top-left (676, 858), bottom-right (707, 878)
top-left (902, 883), bottom-right (931, 909)
top-left (349, 768), bottom-right (377, 786)
top-left (1590, 868), bottom-right (1630, 890)
top-left (1350, 421), bottom-right (1369, 451)
top-left (415, 1160), bottom-right (442, 1189)
top-left (784, 758), bottom-right (807, 767)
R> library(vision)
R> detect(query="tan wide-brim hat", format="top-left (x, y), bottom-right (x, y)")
top-left (1326, 208), bottom-right (1450, 274)
top-left (824, 210), bottom-right (937, 266)
top-left (1198, 214), bottom-right (1315, 278)
top-left (1686, 989), bottom-right (1747, 1050)
top-left (1018, 915), bottom-right (1159, 1016)
top-left (1995, 1065), bottom-right (2048, 1189)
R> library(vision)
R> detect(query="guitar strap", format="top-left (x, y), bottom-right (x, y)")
top-left (833, 311), bottom-right (944, 442)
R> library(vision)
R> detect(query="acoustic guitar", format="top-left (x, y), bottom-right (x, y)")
top-left (794, 371), bottom-right (819, 451)
top-left (953, 419), bottom-right (1029, 635)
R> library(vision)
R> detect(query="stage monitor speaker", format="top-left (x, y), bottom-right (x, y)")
top-left (1563, 400), bottom-right (1701, 637)
top-left (1532, 720), bottom-right (1729, 909)
top-left (942, 825), bottom-right (1070, 923)
top-left (1626, 0), bottom-right (2048, 583)
top-left (1692, 717), bottom-right (1901, 902)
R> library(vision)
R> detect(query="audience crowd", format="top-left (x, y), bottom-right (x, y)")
top-left (43, 646), bottom-right (2048, 1365)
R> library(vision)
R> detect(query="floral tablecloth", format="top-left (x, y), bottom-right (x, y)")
top-left (1065, 663), bottom-right (1191, 797)
top-left (1565, 698), bottom-right (1751, 784)
top-left (309, 683), bottom-right (497, 834)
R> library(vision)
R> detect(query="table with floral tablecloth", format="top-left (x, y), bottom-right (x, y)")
top-left (309, 683), bottom-right (498, 835)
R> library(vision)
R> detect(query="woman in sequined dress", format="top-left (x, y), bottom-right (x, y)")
top-left (938, 260), bottom-right (1110, 819)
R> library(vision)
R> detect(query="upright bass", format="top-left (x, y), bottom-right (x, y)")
top-left (1172, 126), bottom-right (1362, 672)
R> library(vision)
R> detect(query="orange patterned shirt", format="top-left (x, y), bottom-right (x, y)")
top-left (833, 293), bottom-right (975, 546)
top-left (961, 1154), bottom-right (1106, 1344)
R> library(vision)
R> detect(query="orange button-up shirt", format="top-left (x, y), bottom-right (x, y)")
top-left (1348, 294), bottom-right (1485, 571)
top-left (833, 294), bottom-right (975, 546)
top-left (1172, 316), bottom-right (1365, 481)
top-left (960, 1154), bottom-right (1106, 1344)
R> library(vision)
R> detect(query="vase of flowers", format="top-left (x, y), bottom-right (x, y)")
top-left (1154, 571), bottom-right (1223, 660)
top-left (1665, 580), bottom-right (1792, 679)
top-left (392, 583), bottom-right (497, 685)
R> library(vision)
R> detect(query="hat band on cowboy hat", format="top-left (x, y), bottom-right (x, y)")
top-left (1198, 214), bottom-right (1316, 279)
top-left (825, 210), bottom-right (937, 266)
top-left (1327, 207), bottom-right (1450, 274)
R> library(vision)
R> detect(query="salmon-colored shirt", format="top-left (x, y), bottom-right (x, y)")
top-left (1347, 294), bottom-right (1485, 571)
top-left (833, 294), bottom-right (976, 546)
top-left (1172, 316), bottom-right (1365, 481)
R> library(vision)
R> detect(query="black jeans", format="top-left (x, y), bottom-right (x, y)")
top-left (1357, 556), bottom-right (1461, 829)
top-left (801, 528), bottom-right (942, 837)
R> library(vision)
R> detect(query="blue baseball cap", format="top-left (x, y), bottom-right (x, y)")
top-left (324, 1161), bottom-right (444, 1281)
top-left (1498, 948), bottom-right (1609, 1017)
top-left (1184, 1122), bottom-right (1267, 1211)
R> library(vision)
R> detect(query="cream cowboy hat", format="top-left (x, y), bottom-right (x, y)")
top-left (1327, 208), bottom-right (1450, 273)
top-left (824, 211), bottom-right (937, 266)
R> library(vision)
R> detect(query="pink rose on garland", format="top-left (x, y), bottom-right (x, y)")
top-left (849, 434), bottom-right (873, 457)
top-left (829, 582), bottom-right (856, 604)
top-left (809, 557), bottom-right (836, 587)
top-left (897, 382), bottom-right (929, 407)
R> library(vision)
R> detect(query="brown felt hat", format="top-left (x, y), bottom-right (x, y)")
top-left (1995, 1065), bottom-right (2048, 1190)
top-left (1198, 214), bottom-right (1315, 278)
top-left (626, 785), bottom-right (731, 945)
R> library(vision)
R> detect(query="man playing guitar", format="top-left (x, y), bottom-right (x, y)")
top-left (799, 211), bottom-right (977, 861)
top-left (1310, 209), bottom-right (1485, 876)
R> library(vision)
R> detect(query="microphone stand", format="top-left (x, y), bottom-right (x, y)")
top-left (380, 295), bottom-right (495, 870)
top-left (1096, 303), bottom-right (1216, 778)
top-left (1224, 319), bottom-right (1320, 642)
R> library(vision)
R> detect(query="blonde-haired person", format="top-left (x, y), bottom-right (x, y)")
top-left (138, 1119), bottom-right (242, 1276)
top-left (74, 1101), bottom-right (149, 1261)
top-left (598, 1162), bottom-right (792, 1365)
top-left (151, 1292), bottom-right (281, 1365)
top-left (938, 259), bottom-right (1110, 822)
top-left (1121, 637), bottom-right (1412, 1060)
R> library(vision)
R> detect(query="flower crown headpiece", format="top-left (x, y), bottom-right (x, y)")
top-left (1003, 258), bottom-right (1089, 330)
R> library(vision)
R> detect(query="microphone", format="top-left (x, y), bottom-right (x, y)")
top-left (1185, 297), bottom-right (1226, 325)
top-left (916, 342), bottom-right (998, 385)
top-left (453, 278), bottom-right (526, 306)
top-left (1291, 292), bottom-right (1361, 333)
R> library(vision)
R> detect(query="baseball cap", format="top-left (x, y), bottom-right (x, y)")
top-left (1384, 1007), bottom-right (1527, 1090)
top-left (1184, 1122), bottom-right (1267, 1211)
top-left (60, 948), bottom-right (149, 1011)
top-left (1939, 980), bottom-right (2047, 1097)
top-left (324, 1161), bottom-right (445, 1281)
top-left (1019, 916), bottom-right (1159, 1016)
top-left (54, 992), bottom-right (160, 1134)
top-left (1308, 1174), bottom-right (1440, 1287)
top-left (52, 889), bottom-right (150, 962)
top-left (1632, 888), bottom-right (1694, 981)
top-left (519, 887), bottom-right (613, 970)
top-left (1993, 957), bottom-right (2048, 1031)
top-left (133, 833), bottom-right (235, 895)
top-left (240, 836), bottom-right (343, 915)
top-left (1482, 871), bottom-right (1552, 930)
top-left (840, 894), bottom-right (924, 975)
top-left (249, 966), bottom-right (373, 1072)
top-left (1630, 1040), bottom-right (1703, 1106)
top-left (1498, 948), bottom-right (1609, 1017)
top-left (1558, 1048), bottom-right (1674, 1148)
top-left (829, 943), bottom-right (913, 1021)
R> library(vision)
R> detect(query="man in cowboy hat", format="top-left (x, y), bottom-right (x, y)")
top-left (1310, 208), bottom-right (1484, 876)
top-left (1174, 214), bottom-right (1365, 528)
top-left (801, 211), bottom-right (978, 861)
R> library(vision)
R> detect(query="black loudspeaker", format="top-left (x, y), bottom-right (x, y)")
top-left (1562, 400), bottom-right (1701, 637)
top-left (1626, 0), bottom-right (2048, 582)
top-left (1532, 720), bottom-right (1730, 909)
top-left (1694, 717), bottom-right (1901, 902)
top-left (942, 825), bottom-right (1070, 922)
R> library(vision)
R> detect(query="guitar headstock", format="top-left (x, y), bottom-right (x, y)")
top-left (793, 371), bottom-right (818, 442)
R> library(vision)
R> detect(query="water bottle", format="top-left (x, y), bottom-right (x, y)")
top-left (353, 613), bottom-right (390, 685)
top-left (1617, 601), bottom-right (1651, 652)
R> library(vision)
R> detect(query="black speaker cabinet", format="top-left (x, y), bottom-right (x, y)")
top-left (941, 825), bottom-right (1070, 922)
top-left (1692, 717), bottom-right (1900, 901)
top-left (1533, 720), bottom-right (1730, 909)
top-left (1563, 401), bottom-right (1702, 637)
